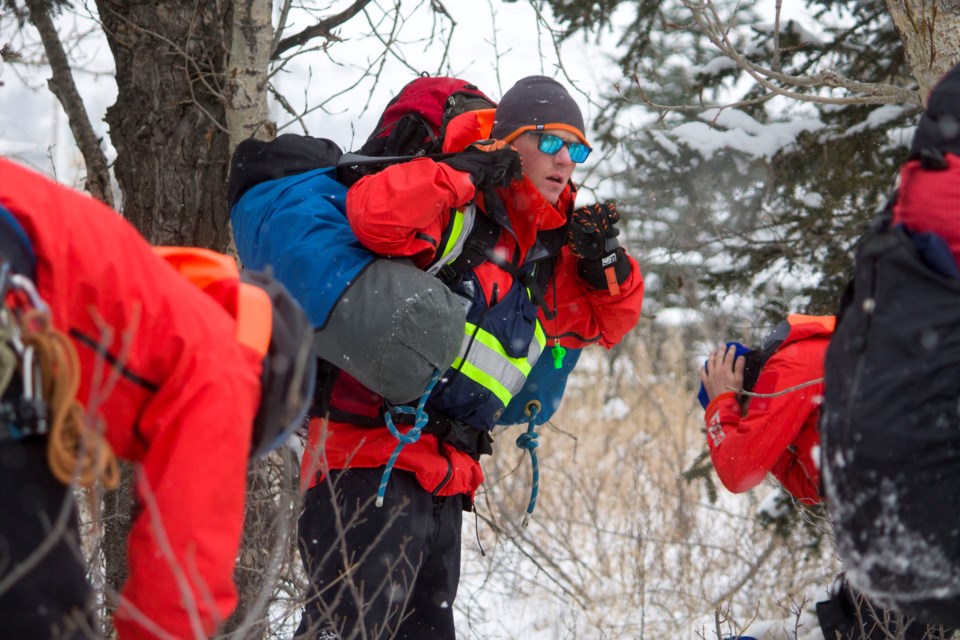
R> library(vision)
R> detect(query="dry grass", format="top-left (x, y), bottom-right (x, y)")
top-left (70, 326), bottom-right (846, 639)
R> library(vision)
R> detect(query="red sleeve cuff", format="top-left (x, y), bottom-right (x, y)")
top-left (704, 391), bottom-right (739, 418)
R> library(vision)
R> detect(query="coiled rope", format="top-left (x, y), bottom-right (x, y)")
top-left (17, 306), bottom-right (118, 490)
top-left (377, 369), bottom-right (441, 507)
top-left (516, 399), bottom-right (541, 528)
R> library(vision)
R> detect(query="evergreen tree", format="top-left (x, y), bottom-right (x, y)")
top-left (539, 0), bottom-right (922, 331)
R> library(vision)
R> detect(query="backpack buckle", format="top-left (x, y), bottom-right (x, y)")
top-left (437, 264), bottom-right (459, 284)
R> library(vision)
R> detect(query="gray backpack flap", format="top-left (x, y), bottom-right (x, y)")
top-left (312, 258), bottom-right (465, 404)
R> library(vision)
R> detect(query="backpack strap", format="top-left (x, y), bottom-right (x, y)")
top-left (428, 206), bottom-right (502, 285)
top-left (482, 250), bottom-right (556, 320)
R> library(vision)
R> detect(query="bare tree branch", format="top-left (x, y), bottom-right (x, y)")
top-left (271, 0), bottom-right (373, 60)
top-left (24, 0), bottom-right (113, 207)
top-left (681, 0), bottom-right (921, 106)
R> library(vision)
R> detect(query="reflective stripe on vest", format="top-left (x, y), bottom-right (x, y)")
top-left (425, 205), bottom-right (476, 277)
top-left (452, 320), bottom-right (546, 406)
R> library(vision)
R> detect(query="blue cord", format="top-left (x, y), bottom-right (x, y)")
top-left (376, 369), bottom-right (441, 507)
top-left (516, 400), bottom-right (541, 527)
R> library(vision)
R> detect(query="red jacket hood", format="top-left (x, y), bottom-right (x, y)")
top-left (778, 314), bottom-right (835, 351)
top-left (894, 155), bottom-right (960, 224)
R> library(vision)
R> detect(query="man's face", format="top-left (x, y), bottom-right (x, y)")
top-left (511, 129), bottom-right (578, 205)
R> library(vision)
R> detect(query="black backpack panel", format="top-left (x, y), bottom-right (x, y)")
top-left (821, 223), bottom-right (960, 627)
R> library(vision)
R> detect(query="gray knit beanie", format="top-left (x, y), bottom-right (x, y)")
top-left (490, 76), bottom-right (588, 145)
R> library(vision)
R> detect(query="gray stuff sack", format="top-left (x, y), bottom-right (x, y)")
top-left (312, 258), bottom-right (465, 404)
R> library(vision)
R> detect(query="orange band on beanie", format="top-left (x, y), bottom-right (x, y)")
top-left (499, 123), bottom-right (590, 146)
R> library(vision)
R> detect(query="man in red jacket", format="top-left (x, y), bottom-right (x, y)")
top-left (699, 314), bottom-right (833, 506)
top-left (0, 158), bottom-right (311, 640)
top-left (295, 76), bottom-right (644, 639)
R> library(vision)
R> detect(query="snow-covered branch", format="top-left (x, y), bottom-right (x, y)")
top-left (683, 0), bottom-right (920, 106)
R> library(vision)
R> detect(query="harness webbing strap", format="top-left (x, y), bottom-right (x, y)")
top-left (431, 209), bottom-right (502, 285)
top-left (483, 249), bottom-right (554, 320)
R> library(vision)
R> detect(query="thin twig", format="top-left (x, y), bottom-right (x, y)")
top-left (728, 377), bottom-right (825, 398)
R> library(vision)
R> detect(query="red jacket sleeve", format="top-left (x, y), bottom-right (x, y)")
top-left (347, 159), bottom-right (643, 349)
top-left (0, 159), bottom-right (261, 640)
top-left (703, 340), bottom-right (825, 504)
top-left (346, 158), bottom-right (476, 266)
top-left (543, 246), bottom-right (644, 349)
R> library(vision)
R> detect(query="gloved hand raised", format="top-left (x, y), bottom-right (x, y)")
top-left (567, 201), bottom-right (621, 260)
top-left (567, 202), bottom-right (631, 294)
top-left (443, 140), bottom-right (523, 190)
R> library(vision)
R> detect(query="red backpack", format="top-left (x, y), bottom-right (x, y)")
top-left (357, 76), bottom-right (496, 158)
top-left (228, 75), bottom-right (496, 203)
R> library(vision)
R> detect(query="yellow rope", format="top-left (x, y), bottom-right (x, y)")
top-left (20, 310), bottom-right (119, 490)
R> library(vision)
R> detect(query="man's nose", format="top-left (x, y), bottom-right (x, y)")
top-left (555, 145), bottom-right (574, 165)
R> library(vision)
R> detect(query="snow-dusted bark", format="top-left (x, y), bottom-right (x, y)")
top-left (887, 0), bottom-right (960, 105)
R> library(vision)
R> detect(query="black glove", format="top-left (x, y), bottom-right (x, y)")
top-left (568, 202), bottom-right (631, 292)
top-left (443, 140), bottom-right (523, 190)
top-left (567, 201), bottom-right (621, 260)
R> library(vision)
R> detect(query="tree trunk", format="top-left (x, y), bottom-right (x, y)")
top-left (886, 0), bottom-right (960, 106)
top-left (94, 0), bottom-right (233, 249)
top-left (225, 0), bottom-right (274, 151)
top-left (217, 4), bottom-right (282, 637)
top-left (91, 1), bottom-right (238, 631)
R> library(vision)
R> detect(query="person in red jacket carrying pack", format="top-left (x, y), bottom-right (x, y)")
top-left (295, 76), bottom-right (644, 639)
top-left (699, 314), bottom-right (834, 506)
top-left (0, 158), bottom-right (313, 640)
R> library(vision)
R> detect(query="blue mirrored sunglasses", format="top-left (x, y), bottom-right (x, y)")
top-left (529, 132), bottom-right (592, 163)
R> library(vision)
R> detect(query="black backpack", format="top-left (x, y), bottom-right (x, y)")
top-left (821, 204), bottom-right (960, 628)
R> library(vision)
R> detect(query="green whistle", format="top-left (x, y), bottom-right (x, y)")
top-left (551, 343), bottom-right (566, 369)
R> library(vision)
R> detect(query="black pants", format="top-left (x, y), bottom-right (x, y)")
top-left (817, 574), bottom-right (951, 640)
top-left (0, 439), bottom-right (96, 639)
top-left (295, 468), bottom-right (463, 640)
